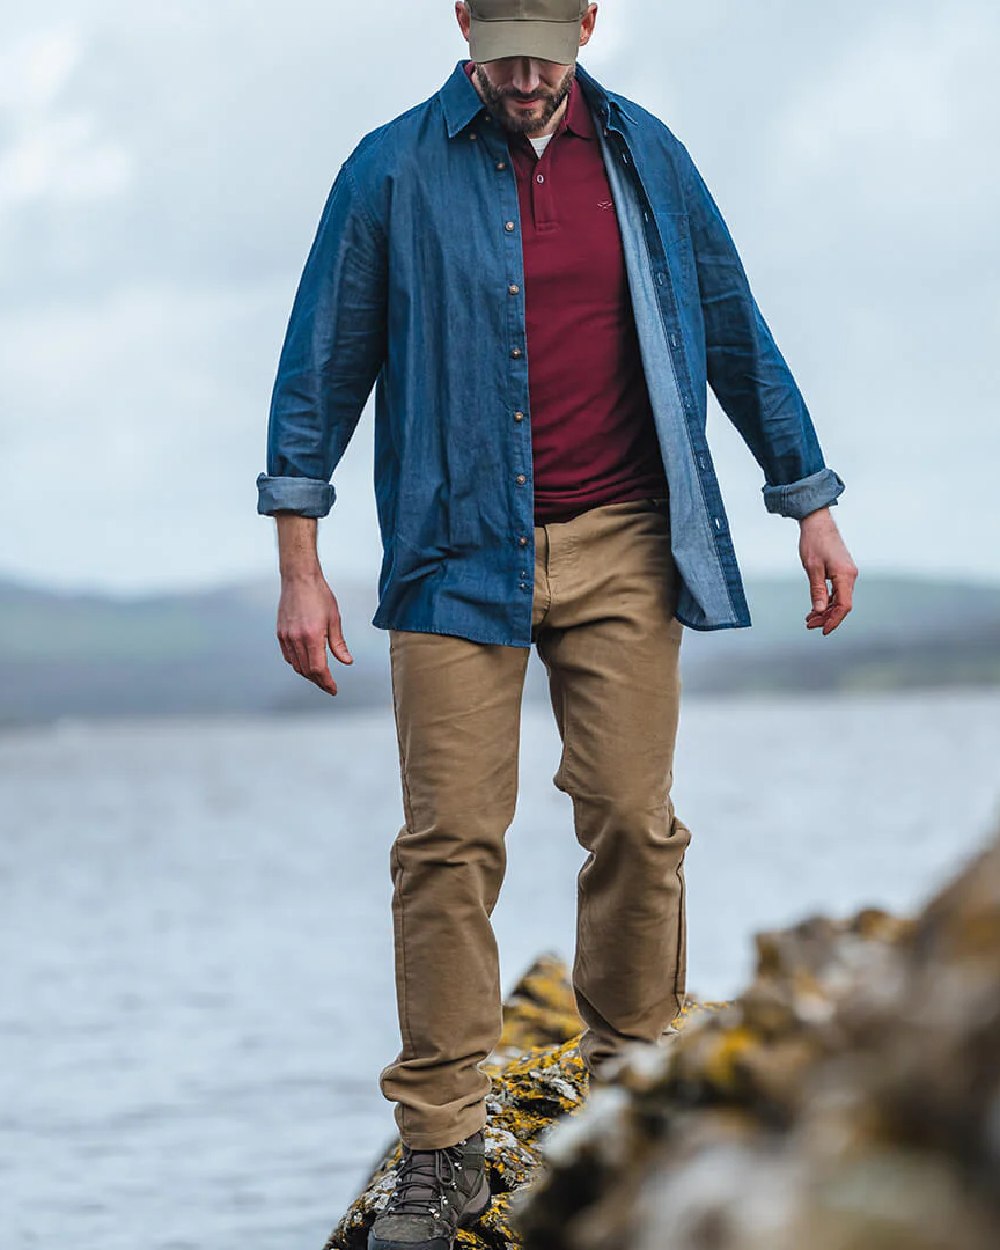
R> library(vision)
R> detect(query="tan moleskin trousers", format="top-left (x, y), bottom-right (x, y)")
top-left (379, 496), bottom-right (691, 1148)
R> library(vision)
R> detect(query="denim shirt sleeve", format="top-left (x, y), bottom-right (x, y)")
top-left (681, 153), bottom-right (845, 520)
top-left (256, 159), bottom-right (387, 517)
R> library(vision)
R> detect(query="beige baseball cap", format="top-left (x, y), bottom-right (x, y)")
top-left (468, 0), bottom-right (589, 64)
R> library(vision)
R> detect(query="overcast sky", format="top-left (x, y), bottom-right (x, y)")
top-left (1, 0), bottom-right (998, 594)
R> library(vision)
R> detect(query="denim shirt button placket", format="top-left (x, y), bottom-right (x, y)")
top-left (503, 190), bottom-right (526, 602)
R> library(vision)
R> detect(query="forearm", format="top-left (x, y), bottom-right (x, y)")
top-left (275, 514), bottom-right (323, 582)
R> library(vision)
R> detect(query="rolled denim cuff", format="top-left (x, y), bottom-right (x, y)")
top-left (256, 473), bottom-right (337, 517)
top-left (762, 467), bottom-right (845, 520)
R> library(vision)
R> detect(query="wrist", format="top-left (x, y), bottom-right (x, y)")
top-left (279, 563), bottom-right (325, 585)
top-left (275, 513), bottom-right (322, 583)
top-left (798, 506), bottom-right (833, 528)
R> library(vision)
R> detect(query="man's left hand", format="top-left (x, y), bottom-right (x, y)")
top-left (798, 508), bottom-right (858, 636)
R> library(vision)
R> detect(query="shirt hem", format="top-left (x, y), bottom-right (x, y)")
top-left (371, 615), bottom-right (532, 649)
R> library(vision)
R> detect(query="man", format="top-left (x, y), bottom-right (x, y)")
top-left (257, 3), bottom-right (858, 1247)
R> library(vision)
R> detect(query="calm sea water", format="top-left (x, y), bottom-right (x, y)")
top-left (2, 689), bottom-right (999, 1250)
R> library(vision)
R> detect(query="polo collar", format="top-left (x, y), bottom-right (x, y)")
top-left (563, 75), bottom-right (594, 140)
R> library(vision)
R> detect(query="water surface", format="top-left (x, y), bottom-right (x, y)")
top-left (2, 689), bottom-right (998, 1249)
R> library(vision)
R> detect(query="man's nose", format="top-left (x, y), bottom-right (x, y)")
top-left (510, 57), bottom-right (543, 94)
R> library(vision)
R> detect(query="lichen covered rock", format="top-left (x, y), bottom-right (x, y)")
top-left (516, 831), bottom-right (1000, 1250)
top-left (324, 952), bottom-right (724, 1249)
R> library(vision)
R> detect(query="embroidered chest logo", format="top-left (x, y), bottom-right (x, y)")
top-left (597, 200), bottom-right (614, 211)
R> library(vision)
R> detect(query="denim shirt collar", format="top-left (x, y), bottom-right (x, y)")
top-left (440, 59), bottom-right (489, 138)
top-left (438, 57), bottom-right (632, 140)
top-left (575, 62), bottom-right (636, 131)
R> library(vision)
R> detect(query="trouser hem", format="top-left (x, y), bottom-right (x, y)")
top-left (397, 1103), bottom-right (489, 1151)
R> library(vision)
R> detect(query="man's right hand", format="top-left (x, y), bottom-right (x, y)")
top-left (276, 572), bottom-right (353, 697)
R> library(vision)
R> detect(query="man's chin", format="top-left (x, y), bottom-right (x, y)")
top-left (501, 103), bottom-right (548, 133)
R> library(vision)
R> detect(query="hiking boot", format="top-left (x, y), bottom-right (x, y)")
top-left (367, 1130), bottom-right (490, 1250)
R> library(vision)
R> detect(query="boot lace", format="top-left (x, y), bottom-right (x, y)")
top-left (388, 1143), bottom-right (464, 1221)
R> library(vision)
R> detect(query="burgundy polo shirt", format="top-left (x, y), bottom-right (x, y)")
top-left (465, 62), bottom-right (669, 524)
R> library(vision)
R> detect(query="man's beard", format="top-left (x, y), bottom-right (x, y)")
top-left (474, 64), bottom-right (576, 136)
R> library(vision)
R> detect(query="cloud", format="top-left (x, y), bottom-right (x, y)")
top-left (0, 25), bottom-right (132, 207)
top-left (0, 24), bottom-right (80, 112)
top-left (0, 113), bottom-right (132, 204)
top-left (774, 1), bottom-right (1000, 227)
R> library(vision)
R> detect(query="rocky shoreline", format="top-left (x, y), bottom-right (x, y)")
top-left (326, 828), bottom-right (1000, 1250)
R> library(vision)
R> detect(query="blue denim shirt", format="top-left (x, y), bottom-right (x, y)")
top-left (257, 60), bottom-right (845, 643)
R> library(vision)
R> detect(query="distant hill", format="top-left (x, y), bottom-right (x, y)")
top-left (1, 573), bottom-right (998, 726)
top-left (0, 577), bottom-right (390, 726)
top-left (681, 574), bottom-right (1000, 695)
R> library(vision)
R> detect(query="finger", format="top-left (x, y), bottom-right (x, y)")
top-left (282, 632), bottom-right (310, 678)
top-left (821, 598), bottom-right (852, 635)
top-left (805, 599), bottom-right (828, 628)
top-left (304, 636), bottom-right (339, 696)
top-left (328, 617), bottom-right (354, 666)
top-left (281, 630), bottom-right (330, 689)
top-left (830, 570), bottom-right (856, 614)
top-left (806, 565), bottom-right (830, 615)
top-left (816, 572), bottom-right (855, 635)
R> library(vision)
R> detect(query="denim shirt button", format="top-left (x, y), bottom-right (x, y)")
top-left (508, 284), bottom-right (520, 295)
top-left (518, 535), bottom-right (529, 546)
top-left (496, 161), bottom-right (507, 171)
top-left (515, 474), bottom-right (527, 485)
top-left (504, 220), bottom-right (516, 232)
top-left (513, 411), bottom-right (525, 421)
top-left (511, 347), bottom-right (523, 359)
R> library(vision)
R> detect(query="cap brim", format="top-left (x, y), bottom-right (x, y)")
top-left (469, 19), bottom-right (581, 64)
